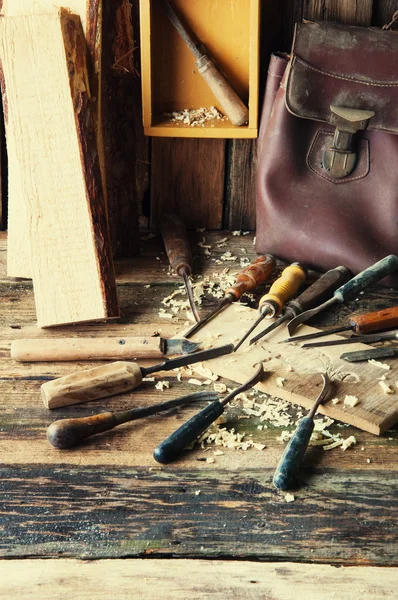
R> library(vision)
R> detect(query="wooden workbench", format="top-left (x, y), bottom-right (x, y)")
top-left (0, 231), bottom-right (397, 598)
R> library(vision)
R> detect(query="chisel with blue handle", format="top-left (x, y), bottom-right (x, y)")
top-left (287, 255), bottom-right (398, 336)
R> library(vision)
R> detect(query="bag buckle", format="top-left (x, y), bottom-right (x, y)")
top-left (323, 106), bottom-right (375, 179)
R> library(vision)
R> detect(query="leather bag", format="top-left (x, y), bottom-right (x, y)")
top-left (256, 21), bottom-right (398, 285)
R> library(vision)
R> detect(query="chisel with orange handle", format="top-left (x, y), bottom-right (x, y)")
top-left (284, 305), bottom-right (398, 343)
top-left (234, 263), bottom-right (307, 351)
top-left (184, 255), bottom-right (276, 339)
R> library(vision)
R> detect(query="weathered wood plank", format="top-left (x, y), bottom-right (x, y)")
top-left (372, 1), bottom-right (398, 26)
top-left (1, 559), bottom-right (397, 599)
top-left (224, 140), bottom-right (256, 231)
top-left (303, 0), bottom-right (374, 24)
top-left (150, 138), bottom-right (226, 229)
top-left (0, 465), bottom-right (396, 563)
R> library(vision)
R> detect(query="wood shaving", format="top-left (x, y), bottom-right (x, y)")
top-left (232, 230), bottom-right (242, 236)
top-left (367, 458), bottom-right (371, 463)
top-left (188, 378), bottom-right (204, 386)
top-left (331, 398), bottom-right (340, 405)
top-left (155, 381), bottom-right (170, 391)
top-left (195, 363), bottom-right (218, 381)
top-left (284, 493), bottom-right (295, 502)
top-left (368, 359), bottom-right (391, 370)
top-left (379, 381), bottom-right (394, 394)
top-left (341, 435), bottom-right (357, 450)
top-left (213, 450), bottom-right (224, 456)
top-left (220, 251), bottom-right (237, 262)
top-left (344, 395), bottom-right (359, 407)
top-left (165, 106), bottom-right (225, 126)
top-left (197, 238), bottom-right (212, 249)
top-left (206, 457), bottom-right (215, 464)
top-left (276, 377), bottom-right (286, 388)
top-left (214, 382), bottom-right (227, 393)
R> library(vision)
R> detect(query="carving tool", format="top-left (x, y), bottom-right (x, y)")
top-left (284, 306), bottom-right (398, 343)
top-left (41, 343), bottom-right (234, 409)
top-left (249, 266), bottom-right (351, 345)
top-left (234, 263), bottom-right (307, 352)
top-left (302, 329), bottom-right (398, 349)
top-left (341, 346), bottom-right (398, 363)
top-left (11, 337), bottom-right (200, 362)
top-left (47, 391), bottom-right (219, 449)
top-left (184, 255), bottom-right (276, 339)
top-left (161, 213), bottom-right (200, 322)
top-left (163, 0), bottom-right (249, 126)
top-left (273, 374), bottom-right (330, 490)
top-left (287, 255), bottom-right (398, 336)
top-left (153, 364), bottom-right (264, 464)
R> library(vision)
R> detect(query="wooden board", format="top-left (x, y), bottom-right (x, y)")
top-left (186, 303), bottom-right (398, 435)
top-left (1, 1), bottom-right (103, 277)
top-left (150, 138), bottom-right (225, 229)
top-left (1, 559), bottom-right (397, 599)
top-left (0, 12), bottom-right (118, 327)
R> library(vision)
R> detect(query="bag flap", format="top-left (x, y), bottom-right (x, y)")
top-left (285, 21), bottom-right (398, 134)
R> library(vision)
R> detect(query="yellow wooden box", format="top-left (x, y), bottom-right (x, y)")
top-left (139, 0), bottom-right (260, 138)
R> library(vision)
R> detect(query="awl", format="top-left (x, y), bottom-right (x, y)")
top-left (11, 337), bottom-right (200, 362)
top-left (273, 373), bottom-right (330, 490)
top-left (287, 255), bottom-right (398, 336)
top-left (302, 329), bottom-right (398, 349)
top-left (234, 263), bottom-right (307, 351)
top-left (284, 306), bottom-right (398, 343)
top-left (41, 343), bottom-right (233, 409)
top-left (47, 390), bottom-right (219, 449)
top-left (184, 255), bottom-right (276, 339)
top-left (153, 364), bottom-right (264, 464)
top-left (249, 266), bottom-right (351, 345)
top-left (164, 1), bottom-right (249, 126)
top-left (161, 213), bottom-right (200, 322)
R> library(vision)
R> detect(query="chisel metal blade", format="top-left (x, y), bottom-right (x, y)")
top-left (165, 338), bottom-right (201, 355)
top-left (341, 346), bottom-right (398, 362)
top-left (302, 330), bottom-right (398, 348)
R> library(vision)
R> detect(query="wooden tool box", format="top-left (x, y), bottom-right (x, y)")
top-left (0, 1), bottom-right (397, 599)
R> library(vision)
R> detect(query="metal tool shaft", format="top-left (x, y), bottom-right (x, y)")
top-left (302, 330), bottom-right (398, 349)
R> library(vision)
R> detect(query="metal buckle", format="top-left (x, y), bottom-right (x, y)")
top-left (322, 106), bottom-right (375, 179)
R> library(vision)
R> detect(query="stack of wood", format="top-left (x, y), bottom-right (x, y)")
top-left (0, 2), bottom-right (119, 327)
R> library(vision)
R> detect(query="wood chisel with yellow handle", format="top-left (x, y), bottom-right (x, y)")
top-left (183, 255), bottom-right (276, 339)
top-left (11, 337), bottom-right (200, 362)
top-left (41, 343), bottom-right (233, 409)
top-left (234, 263), bottom-right (307, 351)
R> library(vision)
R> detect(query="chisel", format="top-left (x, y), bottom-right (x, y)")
top-left (287, 255), bottom-right (398, 336)
top-left (234, 263), bottom-right (307, 351)
top-left (273, 373), bottom-right (330, 490)
top-left (47, 391), bottom-right (219, 449)
top-left (161, 214), bottom-right (200, 322)
top-left (11, 337), bottom-right (200, 362)
top-left (249, 266), bottom-right (351, 345)
top-left (341, 346), bottom-right (398, 363)
top-left (41, 343), bottom-right (233, 409)
top-left (153, 364), bottom-right (264, 464)
top-left (184, 255), bottom-right (276, 339)
top-left (284, 306), bottom-right (398, 343)
top-left (164, 1), bottom-right (249, 126)
top-left (302, 329), bottom-right (398, 349)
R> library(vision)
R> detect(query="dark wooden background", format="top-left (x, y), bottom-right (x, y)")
top-left (1, 0), bottom-right (397, 256)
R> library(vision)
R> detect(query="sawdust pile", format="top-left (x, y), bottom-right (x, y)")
top-left (164, 106), bottom-right (225, 127)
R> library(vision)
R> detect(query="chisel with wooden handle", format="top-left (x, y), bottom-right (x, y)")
top-left (164, 0), bottom-right (249, 126)
top-left (41, 343), bottom-right (233, 409)
top-left (287, 255), bottom-right (398, 336)
top-left (161, 213), bottom-right (200, 322)
top-left (249, 266), bottom-right (352, 344)
top-left (184, 255), bottom-right (276, 339)
top-left (11, 337), bottom-right (200, 362)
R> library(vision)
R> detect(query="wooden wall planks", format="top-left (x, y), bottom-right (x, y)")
top-left (303, 0), bottom-right (374, 23)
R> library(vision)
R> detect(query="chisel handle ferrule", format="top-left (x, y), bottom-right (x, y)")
top-left (225, 255), bottom-right (275, 301)
top-left (259, 264), bottom-right (306, 316)
top-left (273, 417), bottom-right (315, 490)
top-left (334, 255), bottom-right (398, 303)
top-left (153, 401), bottom-right (225, 464)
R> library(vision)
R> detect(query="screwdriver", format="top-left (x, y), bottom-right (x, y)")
top-left (284, 306), bottom-right (398, 343)
top-left (302, 329), bottom-right (398, 349)
top-left (153, 363), bottom-right (265, 464)
top-left (161, 213), bottom-right (200, 322)
top-left (287, 255), bottom-right (398, 336)
top-left (273, 373), bottom-right (330, 490)
top-left (41, 343), bottom-right (234, 410)
top-left (46, 390), bottom-right (219, 449)
top-left (184, 255), bottom-right (276, 339)
top-left (234, 263), bottom-right (307, 352)
top-left (249, 266), bottom-right (351, 345)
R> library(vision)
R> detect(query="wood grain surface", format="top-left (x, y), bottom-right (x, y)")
top-left (1, 559), bottom-right (397, 599)
top-left (0, 231), bottom-right (397, 567)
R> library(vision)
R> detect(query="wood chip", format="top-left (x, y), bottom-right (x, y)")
top-left (379, 381), bottom-right (394, 394)
top-left (368, 359), bottom-right (391, 370)
top-left (155, 381), bottom-right (170, 391)
top-left (344, 395), bottom-right (359, 407)
top-left (284, 493), bottom-right (295, 502)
